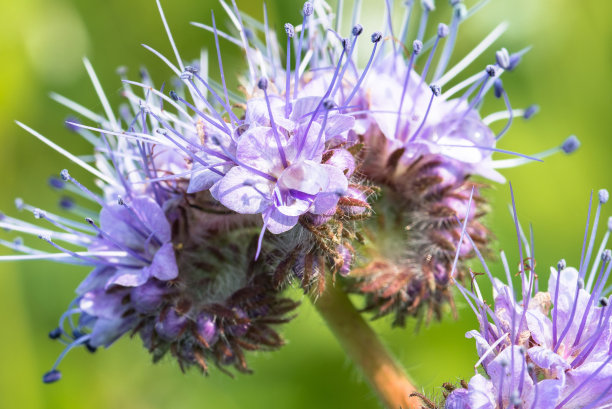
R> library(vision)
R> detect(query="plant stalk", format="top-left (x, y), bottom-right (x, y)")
top-left (310, 283), bottom-right (421, 409)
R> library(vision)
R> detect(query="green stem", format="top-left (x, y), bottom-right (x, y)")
top-left (310, 283), bottom-right (421, 409)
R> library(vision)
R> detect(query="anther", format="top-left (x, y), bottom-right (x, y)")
top-left (43, 369), bottom-right (62, 384)
top-left (284, 23), bottom-right (295, 38)
top-left (257, 77), bottom-right (268, 90)
top-left (59, 197), bottom-right (74, 210)
top-left (430, 84), bottom-right (441, 96)
top-left (179, 71), bottom-right (193, 80)
top-left (495, 48), bottom-right (511, 70)
top-left (558, 259), bottom-right (567, 270)
top-left (413, 40), bottom-right (423, 54)
top-left (60, 169), bottom-right (70, 181)
top-left (342, 38), bottom-right (351, 52)
top-left (14, 198), bottom-right (24, 211)
top-left (561, 135), bottom-right (580, 154)
top-left (485, 65), bottom-right (496, 77)
top-left (48, 177), bottom-right (65, 190)
top-left (602, 249), bottom-right (612, 263)
top-left (509, 391), bottom-right (521, 405)
top-left (352, 24), bottom-right (363, 36)
top-left (33, 208), bottom-right (46, 219)
top-left (578, 278), bottom-right (584, 289)
top-left (493, 79), bottom-right (504, 98)
top-left (169, 91), bottom-right (179, 102)
top-left (48, 328), bottom-right (62, 340)
top-left (85, 217), bottom-right (95, 225)
top-left (371, 31), bottom-right (382, 43)
top-left (303, 1), bottom-right (314, 16)
top-left (437, 23), bottom-right (449, 38)
top-left (117, 196), bottom-right (125, 206)
top-left (323, 99), bottom-right (336, 110)
top-left (185, 66), bottom-right (199, 74)
top-left (523, 104), bottom-right (539, 119)
top-left (599, 297), bottom-right (609, 307)
top-left (598, 189), bottom-right (609, 204)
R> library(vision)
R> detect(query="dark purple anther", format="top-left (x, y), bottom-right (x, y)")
top-left (60, 169), bottom-right (70, 181)
top-left (493, 79), bottom-right (504, 98)
top-left (486, 64), bottom-right (496, 77)
top-left (352, 24), bottom-right (363, 36)
top-left (371, 31), bottom-right (382, 43)
top-left (43, 370), bottom-right (61, 384)
top-left (561, 135), bottom-right (580, 154)
top-left (169, 91), bottom-right (179, 101)
top-left (430, 84), bottom-right (441, 96)
top-left (48, 328), bottom-right (62, 339)
top-left (257, 77), bottom-right (268, 90)
top-left (48, 176), bottom-right (65, 190)
top-left (523, 104), bottom-right (539, 119)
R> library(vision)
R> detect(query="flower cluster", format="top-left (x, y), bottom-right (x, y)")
top-left (0, 0), bottom-right (579, 384)
top-left (439, 188), bottom-right (612, 409)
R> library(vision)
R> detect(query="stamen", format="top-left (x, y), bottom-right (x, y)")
top-left (406, 84), bottom-right (440, 142)
top-left (398, 0), bottom-right (415, 45)
top-left (580, 189), bottom-right (609, 279)
top-left (586, 216), bottom-right (612, 292)
top-left (573, 251), bottom-right (611, 346)
top-left (491, 135), bottom-right (580, 169)
top-left (416, 0), bottom-right (435, 43)
top-left (43, 334), bottom-right (92, 384)
top-left (552, 259), bottom-right (566, 346)
top-left (331, 33), bottom-right (360, 99)
top-left (419, 24), bottom-right (449, 84)
top-left (433, 2), bottom-right (467, 81)
top-left (258, 78), bottom-right (289, 168)
top-left (284, 23), bottom-right (294, 118)
top-left (395, 40), bottom-right (422, 139)
top-left (342, 32), bottom-right (382, 108)
top-left (493, 79), bottom-right (513, 140)
top-left (293, 2), bottom-right (313, 98)
top-left (309, 99), bottom-right (335, 158)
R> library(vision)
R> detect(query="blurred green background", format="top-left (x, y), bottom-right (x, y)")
top-left (0, 0), bottom-right (610, 408)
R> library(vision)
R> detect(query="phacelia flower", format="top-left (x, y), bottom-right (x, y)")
top-left (440, 187), bottom-right (612, 408)
top-left (318, 0), bottom-right (579, 325)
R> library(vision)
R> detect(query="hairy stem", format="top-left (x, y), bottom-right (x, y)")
top-left (310, 283), bottom-right (421, 409)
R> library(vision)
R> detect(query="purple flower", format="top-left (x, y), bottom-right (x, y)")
top-left (444, 188), bottom-right (612, 408)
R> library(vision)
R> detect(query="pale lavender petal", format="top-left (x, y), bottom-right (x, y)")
top-left (214, 166), bottom-right (271, 214)
top-left (143, 242), bottom-right (178, 281)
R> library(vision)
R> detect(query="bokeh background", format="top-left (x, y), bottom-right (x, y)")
top-left (0, 0), bottom-right (610, 408)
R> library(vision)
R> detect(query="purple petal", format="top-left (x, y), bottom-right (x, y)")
top-left (143, 242), bottom-right (178, 281)
top-left (467, 374), bottom-right (496, 409)
top-left (132, 196), bottom-right (171, 243)
top-left (214, 166), bottom-right (271, 214)
top-left (80, 289), bottom-right (128, 319)
top-left (105, 267), bottom-right (150, 288)
top-left (89, 316), bottom-right (137, 347)
top-left (265, 208), bottom-right (299, 234)
top-left (325, 114), bottom-right (355, 140)
top-left (527, 346), bottom-right (570, 373)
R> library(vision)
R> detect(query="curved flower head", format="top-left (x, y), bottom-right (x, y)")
top-left (441, 187), bottom-right (612, 408)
